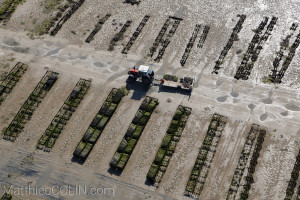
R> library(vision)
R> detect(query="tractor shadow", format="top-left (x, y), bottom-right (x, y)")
top-left (126, 81), bottom-right (150, 100)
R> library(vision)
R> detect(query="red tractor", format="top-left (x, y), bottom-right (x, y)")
top-left (127, 65), bottom-right (154, 86)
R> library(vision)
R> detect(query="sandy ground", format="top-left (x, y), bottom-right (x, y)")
top-left (0, 0), bottom-right (299, 200)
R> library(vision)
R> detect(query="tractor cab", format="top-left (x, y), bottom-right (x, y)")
top-left (138, 65), bottom-right (153, 75)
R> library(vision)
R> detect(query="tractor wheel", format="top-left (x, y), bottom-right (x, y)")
top-left (128, 75), bottom-right (137, 82)
top-left (142, 75), bottom-right (152, 86)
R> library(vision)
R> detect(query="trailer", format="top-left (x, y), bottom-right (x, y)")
top-left (158, 74), bottom-right (195, 91)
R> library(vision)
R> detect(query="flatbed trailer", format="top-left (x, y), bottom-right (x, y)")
top-left (154, 74), bottom-right (195, 91)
